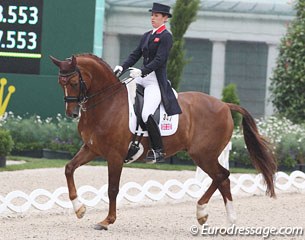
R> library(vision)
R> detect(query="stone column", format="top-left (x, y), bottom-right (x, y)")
top-left (209, 40), bottom-right (226, 99)
top-left (102, 33), bottom-right (120, 68)
top-left (265, 43), bottom-right (279, 116)
top-left (93, 0), bottom-right (105, 57)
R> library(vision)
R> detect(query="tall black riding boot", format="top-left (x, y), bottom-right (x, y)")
top-left (145, 115), bottom-right (165, 163)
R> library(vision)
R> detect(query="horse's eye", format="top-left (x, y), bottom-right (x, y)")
top-left (70, 83), bottom-right (78, 89)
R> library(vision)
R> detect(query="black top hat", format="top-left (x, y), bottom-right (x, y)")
top-left (149, 3), bottom-right (172, 18)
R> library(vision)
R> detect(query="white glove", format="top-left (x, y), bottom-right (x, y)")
top-left (129, 67), bottom-right (142, 78)
top-left (113, 65), bottom-right (123, 76)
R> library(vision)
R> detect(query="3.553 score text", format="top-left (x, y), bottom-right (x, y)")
top-left (0, 5), bottom-right (38, 25)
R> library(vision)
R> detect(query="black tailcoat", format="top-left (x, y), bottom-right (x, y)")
top-left (121, 26), bottom-right (182, 116)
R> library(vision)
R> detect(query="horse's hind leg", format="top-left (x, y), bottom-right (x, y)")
top-left (196, 179), bottom-right (218, 225)
top-left (195, 160), bottom-right (231, 225)
top-left (218, 174), bottom-right (237, 225)
top-left (65, 145), bottom-right (97, 219)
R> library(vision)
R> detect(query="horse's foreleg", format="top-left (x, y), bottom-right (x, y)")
top-left (65, 145), bottom-right (97, 219)
top-left (94, 158), bottom-right (123, 230)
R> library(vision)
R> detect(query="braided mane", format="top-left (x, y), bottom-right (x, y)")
top-left (75, 53), bottom-right (114, 73)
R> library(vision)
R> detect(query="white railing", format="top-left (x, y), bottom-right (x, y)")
top-left (0, 170), bottom-right (304, 214)
top-left (1, 143), bottom-right (305, 214)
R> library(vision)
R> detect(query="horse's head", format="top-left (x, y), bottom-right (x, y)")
top-left (50, 55), bottom-right (88, 118)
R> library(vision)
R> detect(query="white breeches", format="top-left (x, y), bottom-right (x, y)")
top-left (135, 71), bottom-right (161, 123)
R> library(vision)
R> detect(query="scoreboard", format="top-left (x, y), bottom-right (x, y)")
top-left (0, 0), bottom-right (43, 74)
top-left (0, 0), bottom-right (96, 118)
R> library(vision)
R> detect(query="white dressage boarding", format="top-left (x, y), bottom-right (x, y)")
top-left (1, 143), bottom-right (305, 214)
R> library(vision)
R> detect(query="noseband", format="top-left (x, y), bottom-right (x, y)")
top-left (59, 68), bottom-right (88, 105)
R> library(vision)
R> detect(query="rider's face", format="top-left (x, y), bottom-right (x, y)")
top-left (151, 12), bottom-right (168, 29)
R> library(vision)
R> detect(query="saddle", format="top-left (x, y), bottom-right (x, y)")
top-left (124, 80), bottom-right (179, 164)
top-left (125, 84), bottom-right (160, 163)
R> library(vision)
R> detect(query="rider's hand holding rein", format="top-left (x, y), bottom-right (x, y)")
top-left (113, 65), bottom-right (123, 76)
top-left (129, 68), bottom-right (142, 78)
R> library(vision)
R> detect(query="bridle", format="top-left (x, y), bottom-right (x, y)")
top-left (59, 67), bottom-right (127, 112)
top-left (60, 68), bottom-right (88, 105)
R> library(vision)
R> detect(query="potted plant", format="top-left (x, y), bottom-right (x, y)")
top-left (0, 128), bottom-right (14, 167)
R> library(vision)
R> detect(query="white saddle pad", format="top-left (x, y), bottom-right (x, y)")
top-left (125, 81), bottom-right (179, 137)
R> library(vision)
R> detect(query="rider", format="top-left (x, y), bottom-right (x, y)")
top-left (114, 2), bottom-right (182, 163)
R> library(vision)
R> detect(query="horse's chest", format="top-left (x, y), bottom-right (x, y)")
top-left (80, 130), bottom-right (97, 147)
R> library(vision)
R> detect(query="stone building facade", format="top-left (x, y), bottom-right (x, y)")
top-left (102, 0), bottom-right (294, 117)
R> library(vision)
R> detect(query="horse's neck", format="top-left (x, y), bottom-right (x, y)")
top-left (78, 80), bottom-right (128, 138)
top-left (78, 58), bottom-right (127, 120)
top-left (80, 61), bottom-right (117, 91)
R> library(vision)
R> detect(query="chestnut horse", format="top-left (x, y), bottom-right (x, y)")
top-left (50, 54), bottom-right (277, 230)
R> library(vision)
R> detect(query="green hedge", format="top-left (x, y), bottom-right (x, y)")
top-left (1, 113), bottom-right (305, 170)
top-left (230, 116), bottom-right (305, 169)
top-left (0, 128), bottom-right (14, 156)
top-left (177, 115), bottom-right (305, 170)
top-left (0, 113), bottom-right (82, 155)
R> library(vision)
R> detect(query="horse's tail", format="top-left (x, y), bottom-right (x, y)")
top-left (227, 103), bottom-right (277, 198)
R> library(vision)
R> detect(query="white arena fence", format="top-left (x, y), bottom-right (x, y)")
top-left (1, 143), bottom-right (305, 214)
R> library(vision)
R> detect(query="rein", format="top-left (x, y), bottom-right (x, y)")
top-left (82, 81), bottom-right (125, 111)
top-left (60, 68), bottom-right (130, 112)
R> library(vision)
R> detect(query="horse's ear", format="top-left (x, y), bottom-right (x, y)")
top-left (49, 55), bottom-right (61, 67)
top-left (71, 55), bottom-right (77, 66)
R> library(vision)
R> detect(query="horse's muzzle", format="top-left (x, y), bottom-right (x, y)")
top-left (66, 105), bottom-right (80, 118)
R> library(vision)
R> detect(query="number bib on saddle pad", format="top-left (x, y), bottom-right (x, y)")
top-left (125, 81), bottom-right (179, 137)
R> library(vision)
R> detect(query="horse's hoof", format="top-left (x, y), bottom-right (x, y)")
top-left (75, 204), bottom-right (86, 219)
top-left (94, 223), bottom-right (108, 231)
top-left (197, 214), bottom-right (209, 225)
